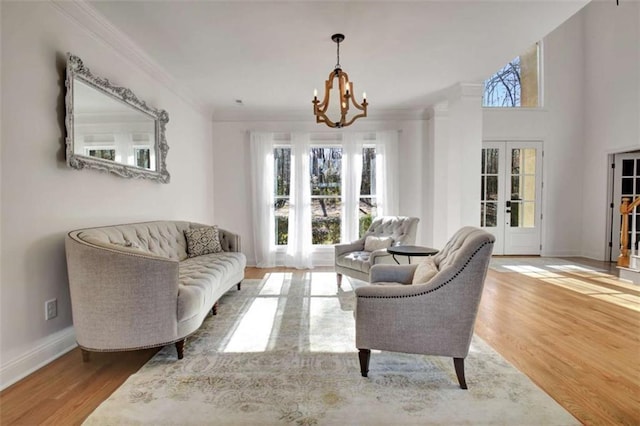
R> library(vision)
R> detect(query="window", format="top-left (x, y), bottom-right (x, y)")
top-left (135, 148), bottom-right (151, 169)
top-left (274, 147), bottom-right (291, 245)
top-left (480, 148), bottom-right (499, 227)
top-left (273, 145), bottom-right (377, 246)
top-left (310, 147), bottom-right (342, 245)
top-left (359, 147), bottom-right (377, 237)
top-left (86, 148), bottom-right (116, 161)
top-left (483, 43), bottom-right (540, 108)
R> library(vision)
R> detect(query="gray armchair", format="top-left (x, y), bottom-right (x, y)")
top-left (334, 216), bottom-right (419, 286)
top-left (355, 227), bottom-right (495, 389)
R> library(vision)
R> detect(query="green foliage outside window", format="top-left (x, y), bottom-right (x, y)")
top-left (274, 145), bottom-right (377, 246)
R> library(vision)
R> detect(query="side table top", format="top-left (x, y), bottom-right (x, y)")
top-left (387, 245), bottom-right (438, 256)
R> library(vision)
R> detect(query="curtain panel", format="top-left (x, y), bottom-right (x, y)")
top-left (340, 133), bottom-right (363, 243)
top-left (285, 133), bottom-right (313, 269)
top-left (376, 130), bottom-right (400, 217)
top-left (250, 132), bottom-right (276, 267)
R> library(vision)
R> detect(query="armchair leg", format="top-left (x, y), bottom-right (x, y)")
top-left (358, 349), bottom-right (371, 377)
top-left (237, 281), bottom-right (242, 290)
top-left (211, 301), bottom-right (219, 316)
top-left (453, 357), bottom-right (467, 389)
top-left (337, 273), bottom-right (342, 287)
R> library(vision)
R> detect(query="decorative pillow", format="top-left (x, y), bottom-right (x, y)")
top-left (364, 236), bottom-right (393, 252)
top-left (412, 257), bottom-right (439, 284)
top-left (184, 226), bottom-right (223, 258)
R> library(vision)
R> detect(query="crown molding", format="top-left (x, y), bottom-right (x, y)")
top-left (448, 82), bottom-right (484, 100)
top-left (50, 0), bottom-right (209, 117)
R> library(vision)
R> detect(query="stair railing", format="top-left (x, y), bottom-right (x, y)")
top-left (618, 197), bottom-right (640, 268)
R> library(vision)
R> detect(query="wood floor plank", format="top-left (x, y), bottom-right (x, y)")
top-left (1, 259), bottom-right (638, 425)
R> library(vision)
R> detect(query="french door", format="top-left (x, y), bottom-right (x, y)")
top-left (611, 151), bottom-right (640, 261)
top-left (481, 141), bottom-right (543, 255)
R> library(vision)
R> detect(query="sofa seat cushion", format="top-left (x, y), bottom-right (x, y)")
top-left (177, 252), bottom-right (245, 322)
top-left (336, 251), bottom-right (372, 273)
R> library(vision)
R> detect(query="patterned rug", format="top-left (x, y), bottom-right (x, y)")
top-left (84, 273), bottom-right (578, 425)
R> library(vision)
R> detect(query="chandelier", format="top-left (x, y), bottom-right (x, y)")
top-left (312, 34), bottom-right (368, 128)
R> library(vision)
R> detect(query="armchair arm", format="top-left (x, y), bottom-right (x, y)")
top-left (218, 228), bottom-right (241, 253)
top-left (368, 248), bottom-right (393, 265)
top-left (335, 238), bottom-right (365, 257)
top-left (369, 264), bottom-right (417, 284)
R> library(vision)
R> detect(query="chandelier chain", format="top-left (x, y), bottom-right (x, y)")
top-left (335, 39), bottom-right (341, 70)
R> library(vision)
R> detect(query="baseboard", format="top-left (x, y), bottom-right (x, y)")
top-left (0, 326), bottom-right (77, 391)
top-left (539, 250), bottom-right (582, 258)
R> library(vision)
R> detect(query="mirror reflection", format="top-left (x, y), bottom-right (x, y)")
top-left (73, 79), bottom-right (156, 171)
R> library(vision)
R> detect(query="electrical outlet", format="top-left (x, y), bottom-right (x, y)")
top-left (45, 299), bottom-right (57, 320)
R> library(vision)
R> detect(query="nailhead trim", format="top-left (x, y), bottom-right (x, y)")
top-left (358, 240), bottom-right (494, 300)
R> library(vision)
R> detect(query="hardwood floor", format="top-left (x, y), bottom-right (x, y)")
top-left (1, 259), bottom-right (638, 425)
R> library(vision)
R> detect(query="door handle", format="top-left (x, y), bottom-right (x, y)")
top-left (506, 209), bottom-right (511, 213)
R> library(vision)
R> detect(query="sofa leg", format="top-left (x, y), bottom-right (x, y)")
top-left (337, 273), bottom-right (342, 287)
top-left (211, 301), bottom-right (218, 316)
top-left (81, 349), bottom-right (90, 363)
top-left (358, 349), bottom-right (370, 377)
top-left (175, 340), bottom-right (185, 360)
top-left (237, 281), bottom-right (242, 291)
top-left (454, 357), bottom-right (467, 389)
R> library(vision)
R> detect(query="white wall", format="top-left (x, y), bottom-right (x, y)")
top-left (0, 1), bottom-right (214, 389)
top-left (581, 0), bottom-right (640, 260)
top-left (212, 118), bottom-right (425, 266)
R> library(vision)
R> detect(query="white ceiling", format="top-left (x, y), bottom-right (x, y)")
top-left (88, 0), bottom-right (590, 119)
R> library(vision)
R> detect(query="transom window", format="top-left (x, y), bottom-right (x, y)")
top-left (483, 43), bottom-right (540, 108)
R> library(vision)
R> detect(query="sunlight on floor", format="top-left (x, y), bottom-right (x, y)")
top-left (223, 297), bottom-right (280, 352)
top-left (222, 273), bottom-right (290, 352)
top-left (222, 272), bottom-right (357, 353)
top-left (498, 261), bottom-right (640, 312)
top-left (307, 272), bottom-right (356, 352)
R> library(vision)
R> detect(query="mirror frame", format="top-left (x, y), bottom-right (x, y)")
top-left (65, 53), bottom-right (170, 183)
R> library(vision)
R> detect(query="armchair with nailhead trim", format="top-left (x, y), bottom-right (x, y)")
top-left (354, 227), bottom-right (495, 389)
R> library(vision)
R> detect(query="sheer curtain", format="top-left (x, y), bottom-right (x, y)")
top-left (341, 133), bottom-right (363, 243)
top-left (250, 132), bottom-right (276, 267)
top-left (376, 130), bottom-right (400, 217)
top-left (285, 133), bottom-right (313, 269)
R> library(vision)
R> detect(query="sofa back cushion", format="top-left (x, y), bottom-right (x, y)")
top-left (75, 221), bottom-right (196, 260)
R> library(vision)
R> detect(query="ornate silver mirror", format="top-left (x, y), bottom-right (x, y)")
top-left (65, 53), bottom-right (170, 183)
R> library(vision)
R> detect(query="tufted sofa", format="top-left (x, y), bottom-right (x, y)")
top-left (334, 216), bottom-right (419, 284)
top-left (65, 220), bottom-right (246, 360)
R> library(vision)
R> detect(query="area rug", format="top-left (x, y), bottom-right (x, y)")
top-left (84, 273), bottom-right (578, 425)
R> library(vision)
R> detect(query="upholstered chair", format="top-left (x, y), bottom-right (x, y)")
top-left (334, 216), bottom-right (419, 286)
top-left (355, 227), bottom-right (495, 389)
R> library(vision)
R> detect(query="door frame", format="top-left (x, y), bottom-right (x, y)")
top-left (481, 140), bottom-right (544, 255)
top-left (608, 150), bottom-right (640, 262)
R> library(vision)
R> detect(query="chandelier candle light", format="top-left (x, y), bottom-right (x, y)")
top-left (312, 34), bottom-right (368, 128)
